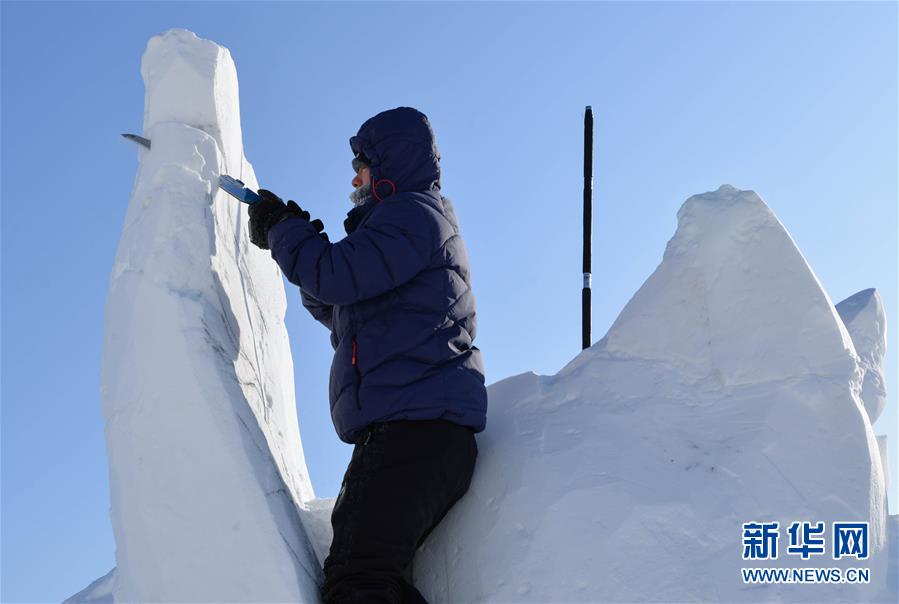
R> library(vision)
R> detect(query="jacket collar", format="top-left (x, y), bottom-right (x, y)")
top-left (343, 197), bottom-right (378, 234)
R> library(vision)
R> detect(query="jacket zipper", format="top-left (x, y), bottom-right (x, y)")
top-left (352, 336), bottom-right (362, 409)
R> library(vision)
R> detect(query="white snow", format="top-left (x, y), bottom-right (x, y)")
top-left (63, 568), bottom-right (114, 604)
top-left (71, 29), bottom-right (896, 604)
top-left (836, 288), bottom-right (888, 423)
top-left (412, 186), bottom-right (894, 602)
top-left (96, 29), bottom-right (320, 602)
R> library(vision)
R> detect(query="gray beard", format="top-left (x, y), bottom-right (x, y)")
top-left (349, 183), bottom-right (373, 207)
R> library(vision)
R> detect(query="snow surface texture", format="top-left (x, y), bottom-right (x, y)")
top-left (95, 29), bottom-right (321, 602)
top-left (836, 288), bottom-right (888, 424)
top-left (413, 185), bottom-right (895, 603)
top-left (72, 28), bottom-right (896, 603)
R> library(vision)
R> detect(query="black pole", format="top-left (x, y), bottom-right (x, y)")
top-left (582, 106), bottom-right (593, 350)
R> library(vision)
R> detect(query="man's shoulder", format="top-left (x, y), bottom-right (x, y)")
top-left (368, 191), bottom-right (447, 228)
top-left (380, 190), bottom-right (440, 210)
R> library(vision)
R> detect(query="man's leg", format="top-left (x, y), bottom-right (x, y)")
top-left (321, 419), bottom-right (478, 604)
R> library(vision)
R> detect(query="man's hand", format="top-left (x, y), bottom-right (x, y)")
top-left (248, 189), bottom-right (329, 250)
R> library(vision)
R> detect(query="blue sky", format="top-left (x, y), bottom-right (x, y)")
top-left (2, 1), bottom-right (896, 601)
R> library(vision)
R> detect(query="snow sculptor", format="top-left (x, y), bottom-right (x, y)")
top-left (247, 106), bottom-right (489, 603)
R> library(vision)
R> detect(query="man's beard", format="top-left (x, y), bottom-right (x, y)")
top-left (349, 183), bottom-right (373, 207)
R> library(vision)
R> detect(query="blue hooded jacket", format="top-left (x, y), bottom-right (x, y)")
top-left (267, 107), bottom-right (488, 444)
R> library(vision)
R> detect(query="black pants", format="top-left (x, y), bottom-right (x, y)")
top-left (321, 418), bottom-right (478, 604)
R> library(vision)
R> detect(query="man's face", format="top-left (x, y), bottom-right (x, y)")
top-left (352, 165), bottom-right (371, 189)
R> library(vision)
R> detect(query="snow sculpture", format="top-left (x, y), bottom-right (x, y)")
top-left (836, 289), bottom-right (891, 517)
top-left (72, 28), bottom-right (896, 604)
top-left (97, 29), bottom-right (321, 602)
top-left (836, 288), bottom-right (888, 424)
top-left (414, 185), bottom-right (893, 603)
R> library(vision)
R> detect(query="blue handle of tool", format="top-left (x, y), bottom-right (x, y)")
top-left (218, 175), bottom-right (262, 204)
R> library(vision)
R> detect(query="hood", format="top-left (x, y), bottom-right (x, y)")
top-left (349, 107), bottom-right (441, 200)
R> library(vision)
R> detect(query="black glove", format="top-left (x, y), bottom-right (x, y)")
top-left (248, 189), bottom-right (328, 249)
top-left (284, 200), bottom-right (329, 243)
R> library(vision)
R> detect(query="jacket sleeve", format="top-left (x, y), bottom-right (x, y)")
top-left (299, 288), bottom-right (334, 331)
top-left (267, 199), bottom-right (435, 306)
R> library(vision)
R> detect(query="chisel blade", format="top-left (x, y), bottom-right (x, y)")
top-left (121, 133), bottom-right (151, 149)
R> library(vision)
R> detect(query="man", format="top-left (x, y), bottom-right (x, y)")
top-left (247, 106), bottom-right (488, 603)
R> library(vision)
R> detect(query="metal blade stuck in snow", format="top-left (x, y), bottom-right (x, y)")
top-left (121, 133), bottom-right (151, 149)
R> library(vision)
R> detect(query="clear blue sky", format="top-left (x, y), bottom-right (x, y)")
top-left (2, 1), bottom-right (895, 601)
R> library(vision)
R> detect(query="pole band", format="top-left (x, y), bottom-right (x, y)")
top-left (583, 273), bottom-right (592, 289)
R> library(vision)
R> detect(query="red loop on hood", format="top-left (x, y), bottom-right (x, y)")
top-left (372, 178), bottom-right (396, 202)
